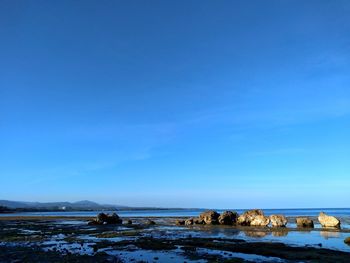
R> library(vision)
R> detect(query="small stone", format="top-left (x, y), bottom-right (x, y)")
top-left (344, 237), bottom-right (350, 245)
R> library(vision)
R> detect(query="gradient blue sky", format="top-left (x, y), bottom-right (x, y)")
top-left (1, 0), bottom-right (350, 208)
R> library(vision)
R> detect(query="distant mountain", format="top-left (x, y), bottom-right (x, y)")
top-left (0, 200), bottom-right (127, 211)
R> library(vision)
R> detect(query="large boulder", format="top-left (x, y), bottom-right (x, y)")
top-left (199, 210), bottom-right (220, 225)
top-left (237, 209), bottom-right (264, 226)
top-left (269, 215), bottom-right (288, 227)
top-left (296, 217), bottom-right (314, 228)
top-left (318, 212), bottom-right (340, 228)
top-left (218, 211), bottom-right (239, 225)
top-left (250, 215), bottom-right (270, 227)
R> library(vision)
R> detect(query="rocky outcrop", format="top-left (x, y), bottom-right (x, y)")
top-left (88, 212), bottom-right (122, 225)
top-left (218, 211), bottom-right (239, 225)
top-left (125, 220), bottom-right (132, 225)
top-left (237, 209), bottom-right (264, 226)
top-left (296, 217), bottom-right (314, 228)
top-left (199, 210), bottom-right (220, 225)
top-left (250, 215), bottom-right (270, 227)
top-left (269, 215), bottom-right (288, 227)
top-left (318, 212), bottom-right (340, 228)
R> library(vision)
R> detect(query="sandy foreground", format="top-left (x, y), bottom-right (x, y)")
top-left (0, 216), bottom-right (350, 262)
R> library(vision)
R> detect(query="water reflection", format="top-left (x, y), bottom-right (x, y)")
top-left (272, 231), bottom-right (288, 237)
top-left (244, 231), bottom-right (270, 238)
top-left (320, 231), bottom-right (340, 239)
top-left (195, 225), bottom-right (241, 237)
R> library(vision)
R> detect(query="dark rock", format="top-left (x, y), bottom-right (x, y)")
top-left (126, 220), bottom-right (133, 225)
top-left (194, 218), bottom-right (205, 224)
top-left (97, 213), bottom-right (109, 224)
top-left (344, 237), bottom-right (350, 245)
top-left (175, 219), bottom-right (185, 226)
top-left (91, 212), bottom-right (122, 225)
top-left (105, 213), bottom-right (122, 224)
top-left (296, 217), bottom-right (314, 228)
top-left (218, 211), bottom-right (239, 225)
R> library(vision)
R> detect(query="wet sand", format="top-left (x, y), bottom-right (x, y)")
top-left (0, 216), bottom-right (349, 262)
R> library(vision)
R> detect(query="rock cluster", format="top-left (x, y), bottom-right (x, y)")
top-left (180, 209), bottom-right (273, 227)
top-left (88, 212), bottom-right (122, 225)
top-left (178, 209), bottom-right (342, 229)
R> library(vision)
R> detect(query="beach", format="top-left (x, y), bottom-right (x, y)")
top-left (1, 209), bottom-right (349, 262)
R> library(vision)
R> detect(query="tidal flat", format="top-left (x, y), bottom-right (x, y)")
top-left (0, 216), bottom-right (350, 262)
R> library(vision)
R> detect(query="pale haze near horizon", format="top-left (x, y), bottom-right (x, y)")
top-left (1, 0), bottom-right (350, 209)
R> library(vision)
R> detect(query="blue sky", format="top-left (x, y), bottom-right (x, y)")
top-left (1, 0), bottom-right (350, 208)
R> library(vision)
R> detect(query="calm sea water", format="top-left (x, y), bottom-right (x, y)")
top-left (1, 208), bottom-right (349, 218)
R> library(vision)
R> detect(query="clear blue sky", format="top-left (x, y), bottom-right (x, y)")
top-left (1, 0), bottom-right (349, 209)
